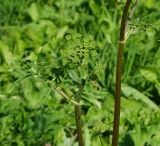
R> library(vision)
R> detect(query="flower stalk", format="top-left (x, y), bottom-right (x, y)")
top-left (112, 0), bottom-right (139, 146)
top-left (74, 79), bottom-right (86, 146)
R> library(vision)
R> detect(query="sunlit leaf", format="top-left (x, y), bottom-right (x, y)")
top-left (28, 3), bottom-right (39, 22)
top-left (122, 84), bottom-right (159, 110)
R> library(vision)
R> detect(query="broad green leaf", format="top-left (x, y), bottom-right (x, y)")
top-left (27, 86), bottom-right (51, 109)
top-left (140, 67), bottom-right (160, 95)
top-left (57, 26), bottom-right (68, 38)
top-left (122, 84), bottom-right (159, 110)
top-left (140, 67), bottom-right (158, 83)
top-left (130, 124), bottom-right (150, 146)
top-left (89, 0), bottom-right (99, 16)
top-left (0, 41), bottom-right (13, 65)
top-left (23, 23), bottom-right (44, 45)
top-left (144, 0), bottom-right (154, 8)
top-left (28, 3), bottom-right (39, 22)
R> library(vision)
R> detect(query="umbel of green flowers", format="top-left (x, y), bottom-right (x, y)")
top-left (36, 34), bottom-right (103, 83)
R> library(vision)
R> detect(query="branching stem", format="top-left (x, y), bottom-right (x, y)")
top-left (54, 79), bottom-right (85, 146)
top-left (74, 79), bottom-right (86, 146)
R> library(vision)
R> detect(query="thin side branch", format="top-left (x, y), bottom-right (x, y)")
top-left (128, 0), bottom-right (139, 20)
top-left (55, 86), bottom-right (79, 105)
top-left (125, 0), bottom-right (139, 36)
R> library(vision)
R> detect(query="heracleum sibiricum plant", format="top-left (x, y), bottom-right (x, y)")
top-left (1, 0), bottom-right (160, 145)
top-left (31, 34), bottom-right (103, 146)
top-left (16, 1), bottom-right (140, 146)
top-left (112, 1), bottom-right (139, 146)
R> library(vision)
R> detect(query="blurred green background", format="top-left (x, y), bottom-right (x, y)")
top-left (0, 0), bottom-right (160, 146)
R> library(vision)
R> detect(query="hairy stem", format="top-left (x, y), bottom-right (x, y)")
top-left (74, 79), bottom-right (86, 146)
top-left (112, 1), bottom-right (132, 146)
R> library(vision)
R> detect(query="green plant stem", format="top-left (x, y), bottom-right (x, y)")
top-left (99, 135), bottom-right (104, 146)
top-left (112, 1), bottom-right (132, 146)
top-left (74, 79), bottom-right (86, 146)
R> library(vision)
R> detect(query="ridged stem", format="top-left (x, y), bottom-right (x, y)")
top-left (112, 1), bottom-right (132, 146)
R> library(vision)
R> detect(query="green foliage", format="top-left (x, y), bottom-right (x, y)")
top-left (0, 0), bottom-right (160, 146)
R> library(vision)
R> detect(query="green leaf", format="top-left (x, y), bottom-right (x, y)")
top-left (155, 82), bottom-right (160, 95)
top-left (144, 0), bottom-right (154, 8)
top-left (89, 0), bottom-right (99, 16)
top-left (0, 41), bottom-right (13, 65)
top-left (28, 3), bottom-right (39, 22)
top-left (23, 23), bottom-right (44, 45)
top-left (122, 84), bottom-right (159, 110)
top-left (27, 86), bottom-right (51, 109)
top-left (140, 67), bottom-right (158, 83)
top-left (57, 26), bottom-right (68, 38)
